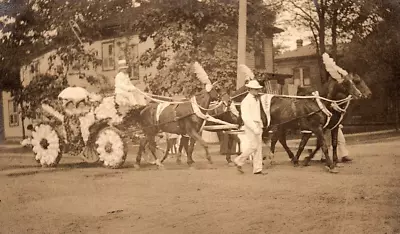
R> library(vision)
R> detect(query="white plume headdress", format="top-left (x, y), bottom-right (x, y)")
top-left (239, 64), bottom-right (255, 81)
top-left (193, 62), bottom-right (213, 92)
top-left (322, 53), bottom-right (346, 83)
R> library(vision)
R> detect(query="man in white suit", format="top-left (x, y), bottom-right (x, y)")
top-left (114, 59), bottom-right (147, 107)
top-left (234, 80), bottom-right (266, 175)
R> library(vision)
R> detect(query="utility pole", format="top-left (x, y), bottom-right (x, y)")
top-left (237, 0), bottom-right (247, 89)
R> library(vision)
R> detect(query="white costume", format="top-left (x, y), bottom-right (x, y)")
top-left (337, 126), bottom-right (349, 157)
top-left (234, 80), bottom-right (264, 174)
top-left (114, 60), bottom-right (147, 106)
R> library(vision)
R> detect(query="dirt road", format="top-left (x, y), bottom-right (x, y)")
top-left (0, 138), bottom-right (399, 234)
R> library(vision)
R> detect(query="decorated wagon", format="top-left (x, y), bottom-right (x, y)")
top-left (24, 86), bottom-right (146, 169)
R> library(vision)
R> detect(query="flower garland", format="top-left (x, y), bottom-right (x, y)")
top-left (95, 96), bottom-right (124, 124)
top-left (95, 128), bottom-right (126, 168)
top-left (31, 124), bottom-right (61, 167)
top-left (79, 112), bottom-right (96, 144)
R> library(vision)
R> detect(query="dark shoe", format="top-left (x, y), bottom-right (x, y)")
top-left (341, 156), bottom-right (353, 162)
top-left (254, 171), bottom-right (267, 175)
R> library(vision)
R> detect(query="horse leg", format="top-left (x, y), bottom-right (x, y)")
top-left (330, 127), bottom-right (341, 167)
top-left (147, 136), bottom-right (164, 168)
top-left (185, 138), bottom-right (196, 166)
top-left (161, 138), bottom-right (172, 163)
top-left (292, 133), bottom-right (312, 165)
top-left (303, 137), bottom-right (322, 166)
top-left (136, 137), bottom-right (148, 167)
top-left (269, 132), bottom-right (277, 156)
top-left (277, 130), bottom-right (296, 163)
top-left (187, 129), bottom-right (212, 164)
top-left (176, 136), bottom-right (187, 165)
top-left (314, 128), bottom-right (337, 173)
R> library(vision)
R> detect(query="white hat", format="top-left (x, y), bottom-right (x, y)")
top-left (118, 59), bottom-right (129, 70)
top-left (245, 80), bottom-right (263, 89)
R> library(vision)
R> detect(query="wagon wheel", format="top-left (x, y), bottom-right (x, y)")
top-left (31, 124), bottom-right (62, 167)
top-left (95, 127), bottom-right (127, 169)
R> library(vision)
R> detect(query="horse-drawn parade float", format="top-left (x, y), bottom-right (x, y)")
top-left (23, 53), bottom-right (371, 174)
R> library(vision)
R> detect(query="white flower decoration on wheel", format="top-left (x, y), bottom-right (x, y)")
top-left (31, 124), bottom-right (62, 167)
top-left (95, 128), bottom-right (127, 168)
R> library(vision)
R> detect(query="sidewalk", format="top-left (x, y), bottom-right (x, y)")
top-left (1, 129), bottom-right (400, 154)
top-left (283, 129), bottom-right (400, 149)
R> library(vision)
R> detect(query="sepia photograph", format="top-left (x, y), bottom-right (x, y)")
top-left (0, 0), bottom-right (399, 233)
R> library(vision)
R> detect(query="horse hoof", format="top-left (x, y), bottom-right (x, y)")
top-left (227, 162), bottom-right (235, 167)
top-left (158, 165), bottom-right (165, 170)
top-left (135, 163), bottom-right (141, 169)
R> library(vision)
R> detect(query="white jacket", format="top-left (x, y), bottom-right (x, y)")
top-left (115, 72), bottom-right (137, 94)
top-left (241, 93), bottom-right (263, 134)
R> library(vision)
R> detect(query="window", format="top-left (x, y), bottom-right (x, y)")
top-left (128, 44), bottom-right (140, 80)
top-left (102, 41), bottom-right (115, 71)
top-left (292, 67), bottom-right (311, 87)
top-left (30, 61), bottom-right (40, 74)
top-left (8, 100), bottom-right (19, 127)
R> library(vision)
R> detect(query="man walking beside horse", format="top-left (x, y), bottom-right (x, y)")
top-left (233, 79), bottom-right (266, 175)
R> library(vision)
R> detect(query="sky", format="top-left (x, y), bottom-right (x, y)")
top-left (274, 11), bottom-right (313, 51)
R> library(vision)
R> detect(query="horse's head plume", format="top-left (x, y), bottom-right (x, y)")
top-left (193, 62), bottom-right (213, 92)
top-left (239, 64), bottom-right (254, 81)
top-left (322, 53), bottom-right (344, 83)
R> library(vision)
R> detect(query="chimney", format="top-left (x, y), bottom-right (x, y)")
top-left (296, 39), bottom-right (303, 48)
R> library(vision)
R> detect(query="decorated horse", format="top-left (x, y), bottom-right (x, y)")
top-left (135, 62), bottom-right (225, 168)
top-left (226, 58), bottom-right (365, 173)
top-left (160, 90), bottom-right (242, 164)
top-left (269, 55), bottom-right (372, 169)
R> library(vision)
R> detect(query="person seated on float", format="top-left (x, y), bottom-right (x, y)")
top-left (58, 86), bottom-right (101, 115)
top-left (114, 59), bottom-right (147, 107)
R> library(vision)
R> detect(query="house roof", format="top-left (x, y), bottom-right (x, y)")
top-left (275, 43), bottom-right (348, 61)
top-left (275, 43), bottom-right (318, 60)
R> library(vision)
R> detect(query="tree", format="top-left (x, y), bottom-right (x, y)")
top-left (341, 0), bottom-right (400, 129)
top-left (280, 0), bottom-right (381, 83)
top-left (132, 0), bottom-right (279, 95)
top-left (1, 0), bottom-right (279, 94)
top-left (0, 0), bottom-right (137, 138)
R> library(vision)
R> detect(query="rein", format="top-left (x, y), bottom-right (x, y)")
top-left (134, 88), bottom-right (224, 112)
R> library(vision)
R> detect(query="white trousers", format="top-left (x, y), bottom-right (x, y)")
top-left (234, 126), bottom-right (263, 173)
top-left (318, 128), bottom-right (348, 158)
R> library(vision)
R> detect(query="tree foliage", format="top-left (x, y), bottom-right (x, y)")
top-left (12, 73), bottom-right (68, 119)
top-left (280, 0), bottom-right (382, 82)
top-left (1, 0), bottom-right (279, 97)
top-left (341, 0), bottom-right (400, 85)
top-left (132, 0), bottom-right (278, 95)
